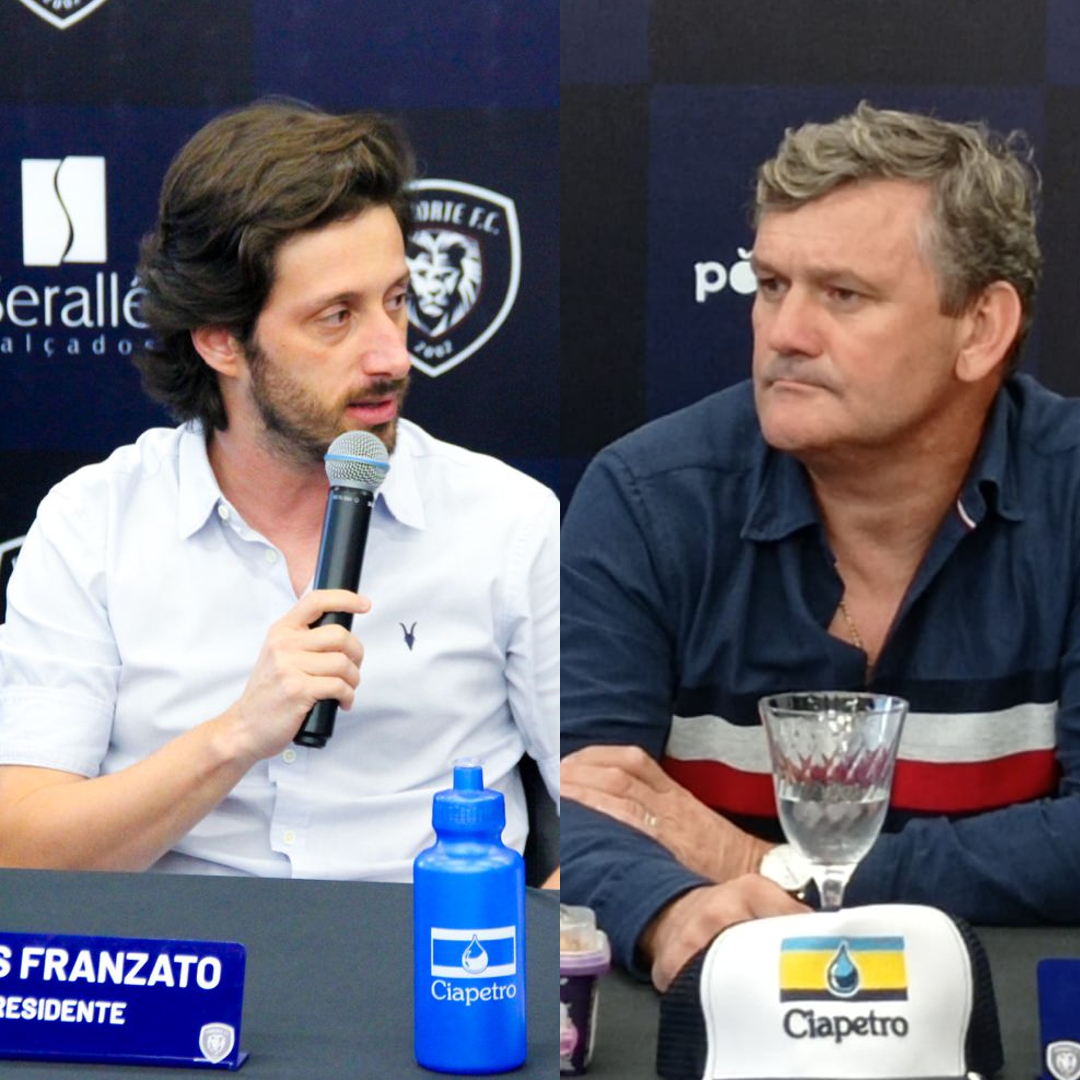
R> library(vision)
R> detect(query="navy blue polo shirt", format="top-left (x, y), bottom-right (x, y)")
top-left (561, 374), bottom-right (1080, 975)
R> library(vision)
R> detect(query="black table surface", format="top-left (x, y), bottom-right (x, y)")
top-left (586, 925), bottom-right (1080, 1080)
top-left (0, 868), bottom-right (558, 1079)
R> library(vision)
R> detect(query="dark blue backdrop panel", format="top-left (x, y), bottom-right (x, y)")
top-left (0, 0), bottom-right (254, 106)
top-left (254, 0), bottom-right (558, 110)
top-left (394, 108), bottom-right (559, 480)
top-left (560, 84), bottom-right (650, 459)
top-left (1041, 0), bottom-right (1080, 86)
top-left (1038, 86), bottom-right (1080, 400)
top-left (649, 0), bottom-right (1046, 85)
top-left (645, 86), bottom-right (1046, 422)
top-left (560, 0), bottom-right (649, 86)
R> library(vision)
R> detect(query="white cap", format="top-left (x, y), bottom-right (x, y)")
top-left (658, 904), bottom-right (1001, 1080)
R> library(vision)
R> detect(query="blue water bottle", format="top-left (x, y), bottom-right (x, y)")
top-left (413, 760), bottom-right (526, 1073)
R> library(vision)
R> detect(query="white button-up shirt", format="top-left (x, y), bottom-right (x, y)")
top-left (0, 420), bottom-right (559, 880)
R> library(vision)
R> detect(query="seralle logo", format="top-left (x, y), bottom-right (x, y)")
top-left (14, 0), bottom-right (111, 30)
top-left (22, 157), bottom-right (107, 267)
top-left (4, 153), bottom-right (147, 363)
top-left (406, 179), bottom-right (521, 378)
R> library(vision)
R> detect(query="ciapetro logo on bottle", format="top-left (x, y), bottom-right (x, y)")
top-left (428, 927), bottom-right (518, 1007)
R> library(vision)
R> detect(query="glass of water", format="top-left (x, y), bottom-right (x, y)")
top-left (758, 691), bottom-right (908, 911)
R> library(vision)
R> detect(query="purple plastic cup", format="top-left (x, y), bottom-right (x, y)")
top-left (560, 905), bottom-right (611, 1075)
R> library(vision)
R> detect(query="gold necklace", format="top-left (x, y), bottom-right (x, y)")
top-left (836, 596), bottom-right (865, 652)
top-left (837, 595), bottom-right (875, 680)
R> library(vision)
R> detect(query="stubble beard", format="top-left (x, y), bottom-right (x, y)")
top-left (245, 337), bottom-right (410, 469)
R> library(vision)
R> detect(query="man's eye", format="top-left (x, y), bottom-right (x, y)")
top-left (320, 309), bottom-right (350, 325)
top-left (829, 287), bottom-right (861, 304)
top-left (756, 276), bottom-right (782, 297)
top-left (387, 291), bottom-right (408, 311)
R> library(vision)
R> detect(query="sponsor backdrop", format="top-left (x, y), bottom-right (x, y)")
top-left (561, 0), bottom-right (1080, 505)
top-left (0, 0), bottom-right (557, 613)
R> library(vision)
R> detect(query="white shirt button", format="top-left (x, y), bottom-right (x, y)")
top-left (283, 830), bottom-right (296, 845)
top-left (282, 749), bottom-right (297, 764)
top-left (265, 549), bottom-right (279, 564)
top-left (216, 504), bottom-right (230, 520)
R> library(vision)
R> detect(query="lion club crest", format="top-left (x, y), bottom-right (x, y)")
top-left (14, 0), bottom-right (111, 30)
top-left (406, 179), bottom-right (521, 377)
top-left (1049, 1041), bottom-right (1080, 1080)
top-left (198, 1022), bottom-right (236, 1065)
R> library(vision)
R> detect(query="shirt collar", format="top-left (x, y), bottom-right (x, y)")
top-left (955, 382), bottom-right (1023, 525)
top-left (741, 445), bottom-right (821, 542)
top-left (176, 419), bottom-right (429, 537)
top-left (376, 420), bottom-right (426, 531)
top-left (740, 383), bottom-right (1022, 542)
top-left (177, 423), bottom-right (225, 539)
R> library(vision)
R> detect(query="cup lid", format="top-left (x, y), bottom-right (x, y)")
top-left (560, 904), bottom-right (611, 971)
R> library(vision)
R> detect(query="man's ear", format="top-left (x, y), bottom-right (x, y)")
top-left (191, 326), bottom-right (245, 378)
top-left (955, 281), bottom-right (1023, 383)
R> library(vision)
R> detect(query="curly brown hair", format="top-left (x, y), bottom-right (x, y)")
top-left (135, 99), bottom-right (414, 431)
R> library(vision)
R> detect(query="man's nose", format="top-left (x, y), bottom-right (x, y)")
top-left (759, 287), bottom-right (822, 359)
top-left (359, 310), bottom-right (411, 378)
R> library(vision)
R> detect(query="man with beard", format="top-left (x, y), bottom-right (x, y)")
top-left (0, 101), bottom-right (558, 879)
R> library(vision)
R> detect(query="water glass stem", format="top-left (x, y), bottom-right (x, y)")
top-left (816, 866), bottom-right (851, 911)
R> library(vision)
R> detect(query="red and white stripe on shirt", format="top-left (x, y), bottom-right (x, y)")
top-left (662, 703), bottom-right (1060, 818)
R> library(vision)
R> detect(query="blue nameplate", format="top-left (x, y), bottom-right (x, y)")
top-left (1038, 958), bottom-right (1080, 1080)
top-left (0, 931), bottom-right (247, 1070)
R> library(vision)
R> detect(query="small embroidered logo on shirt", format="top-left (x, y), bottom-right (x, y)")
top-left (400, 622), bottom-right (417, 651)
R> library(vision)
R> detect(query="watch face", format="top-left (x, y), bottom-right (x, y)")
top-left (762, 846), bottom-right (811, 892)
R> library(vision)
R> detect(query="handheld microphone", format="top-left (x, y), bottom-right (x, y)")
top-left (293, 430), bottom-right (390, 749)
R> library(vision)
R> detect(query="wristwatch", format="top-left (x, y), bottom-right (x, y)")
top-left (759, 844), bottom-right (813, 900)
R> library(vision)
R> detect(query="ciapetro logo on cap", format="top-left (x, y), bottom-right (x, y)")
top-left (779, 936), bottom-right (909, 1003)
top-left (778, 935), bottom-right (912, 1044)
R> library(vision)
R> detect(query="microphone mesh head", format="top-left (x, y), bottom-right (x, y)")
top-left (324, 431), bottom-right (391, 492)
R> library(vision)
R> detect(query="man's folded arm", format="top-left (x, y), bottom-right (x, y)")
top-left (561, 799), bottom-right (711, 978)
top-left (847, 786), bottom-right (1080, 923)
